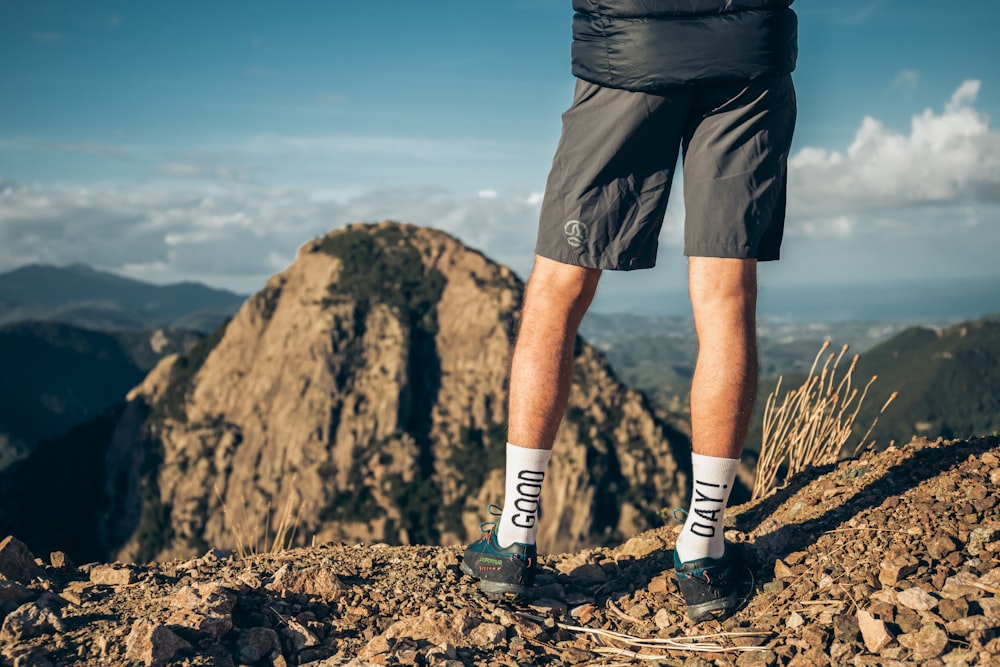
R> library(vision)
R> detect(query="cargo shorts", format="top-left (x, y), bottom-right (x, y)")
top-left (535, 75), bottom-right (797, 269)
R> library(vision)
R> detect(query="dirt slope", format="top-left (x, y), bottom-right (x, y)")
top-left (2, 434), bottom-right (998, 666)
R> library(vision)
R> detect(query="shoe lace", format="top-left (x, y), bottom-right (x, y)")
top-left (478, 503), bottom-right (504, 534)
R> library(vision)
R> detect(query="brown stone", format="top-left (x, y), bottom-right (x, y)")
top-left (898, 624), bottom-right (949, 661)
top-left (980, 597), bottom-right (1000, 618)
top-left (164, 582), bottom-right (235, 640)
top-left (568, 563), bottom-right (607, 584)
top-left (653, 607), bottom-right (673, 630)
top-left (857, 609), bottom-right (894, 654)
top-left (89, 564), bottom-right (136, 586)
top-left (926, 535), bottom-right (959, 561)
top-left (237, 627), bottom-right (279, 664)
top-left (938, 597), bottom-right (970, 622)
top-left (0, 537), bottom-right (44, 583)
top-left (940, 573), bottom-right (980, 599)
top-left (879, 553), bottom-right (919, 586)
top-left (946, 615), bottom-right (999, 637)
top-left (0, 600), bottom-right (63, 640)
top-left (48, 552), bottom-right (74, 570)
top-left (267, 564), bottom-right (344, 602)
top-left (968, 527), bottom-right (1000, 557)
top-left (735, 649), bottom-right (777, 666)
top-left (166, 608), bottom-right (233, 640)
top-left (469, 623), bottom-right (505, 647)
top-left (125, 620), bottom-right (192, 667)
top-left (773, 559), bottom-right (794, 579)
top-left (897, 586), bottom-right (938, 611)
top-left (647, 573), bottom-right (671, 594)
top-left (894, 607), bottom-right (923, 634)
top-left (282, 618), bottom-right (320, 651)
top-left (570, 604), bottom-right (597, 625)
top-left (832, 613), bottom-right (859, 643)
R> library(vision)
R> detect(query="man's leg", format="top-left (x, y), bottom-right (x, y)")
top-left (671, 256), bottom-right (758, 620)
top-left (507, 256), bottom-right (603, 451)
top-left (462, 255), bottom-right (600, 596)
top-left (496, 256), bottom-right (601, 546)
top-left (688, 256), bottom-right (758, 460)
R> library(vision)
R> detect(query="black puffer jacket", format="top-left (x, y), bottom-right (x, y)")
top-left (571, 0), bottom-right (797, 91)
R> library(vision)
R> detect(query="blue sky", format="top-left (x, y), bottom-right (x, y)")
top-left (1, 1), bottom-right (998, 317)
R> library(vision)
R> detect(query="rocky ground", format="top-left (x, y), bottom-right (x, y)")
top-left (1, 434), bottom-right (998, 666)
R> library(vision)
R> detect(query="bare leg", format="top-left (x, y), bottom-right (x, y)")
top-left (687, 257), bottom-right (758, 459)
top-left (507, 255), bottom-right (602, 450)
top-left (673, 256), bottom-right (758, 566)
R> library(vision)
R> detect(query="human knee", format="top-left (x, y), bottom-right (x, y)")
top-left (688, 257), bottom-right (757, 307)
top-left (524, 256), bottom-right (601, 310)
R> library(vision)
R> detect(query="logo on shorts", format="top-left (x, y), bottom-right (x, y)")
top-left (564, 220), bottom-right (587, 248)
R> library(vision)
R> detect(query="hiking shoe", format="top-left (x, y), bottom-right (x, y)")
top-left (460, 505), bottom-right (536, 598)
top-left (673, 545), bottom-right (751, 622)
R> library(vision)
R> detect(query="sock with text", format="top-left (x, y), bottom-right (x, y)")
top-left (495, 442), bottom-right (552, 548)
top-left (674, 453), bottom-right (739, 563)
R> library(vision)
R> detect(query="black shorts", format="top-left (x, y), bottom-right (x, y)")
top-left (535, 75), bottom-right (797, 270)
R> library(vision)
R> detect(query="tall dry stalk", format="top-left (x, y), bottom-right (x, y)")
top-left (215, 481), bottom-right (304, 559)
top-left (752, 341), bottom-right (898, 501)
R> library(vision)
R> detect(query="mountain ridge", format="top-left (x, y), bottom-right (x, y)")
top-left (0, 263), bottom-right (245, 332)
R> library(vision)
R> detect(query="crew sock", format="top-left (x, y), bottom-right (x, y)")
top-left (674, 452), bottom-right (739, 563)
top-left (495, 442), bottom-right (552, 548)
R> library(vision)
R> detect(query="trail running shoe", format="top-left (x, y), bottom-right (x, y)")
top-left (673, 545), bottom-right (751, 622)
top-left (460, 505), bottom-right (536, 598)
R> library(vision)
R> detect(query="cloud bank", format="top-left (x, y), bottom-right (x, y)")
top-left (1, 81), bottom-right (998, 293)
top-left (789, 80), bottom-right (999, 216)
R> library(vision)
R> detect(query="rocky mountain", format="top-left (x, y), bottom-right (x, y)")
top-left (0, 264), bottom-right (245, 333)
top-left (1, 434), bottom-right (997, 666)
top-left (51, 221), bottom-right (692, 565)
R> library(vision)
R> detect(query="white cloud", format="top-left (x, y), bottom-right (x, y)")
top-left (890, 70), bottom-right (920, 95)
top-left (3, 81), bottom-right (998, 296)
top-left (789, 80), bottom-right (1000, 227)
top-left (0, 181), bottom-right (545, 292)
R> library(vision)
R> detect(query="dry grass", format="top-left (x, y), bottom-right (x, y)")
top-left (215, 482), bottom-right (304, 559)
top-left (752, 341), bottom-right (897, 501)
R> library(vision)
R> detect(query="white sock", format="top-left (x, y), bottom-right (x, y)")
top-left (495, 442), bottom-right (552, 547)
top-left (675, 453), bottom-right (739, 563)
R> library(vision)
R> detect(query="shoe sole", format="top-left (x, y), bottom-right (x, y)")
top-left (460, 561), bottom-right (529, 599)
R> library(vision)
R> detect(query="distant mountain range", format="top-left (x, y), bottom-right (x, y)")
top-left (0, 264), bottom-right (241, 469)
top-left (584, 311), bottom-right (1000, 454)
top-left (0, 321), bottom-right (204, 469)
top-left (0, 263), bottom-right (245, 332)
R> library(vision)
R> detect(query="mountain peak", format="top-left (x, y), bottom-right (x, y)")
top-left (109, 220), bottom-right (689, 562)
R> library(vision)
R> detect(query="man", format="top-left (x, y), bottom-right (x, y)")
top-left (461, 0), bottom-right (797, 622)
